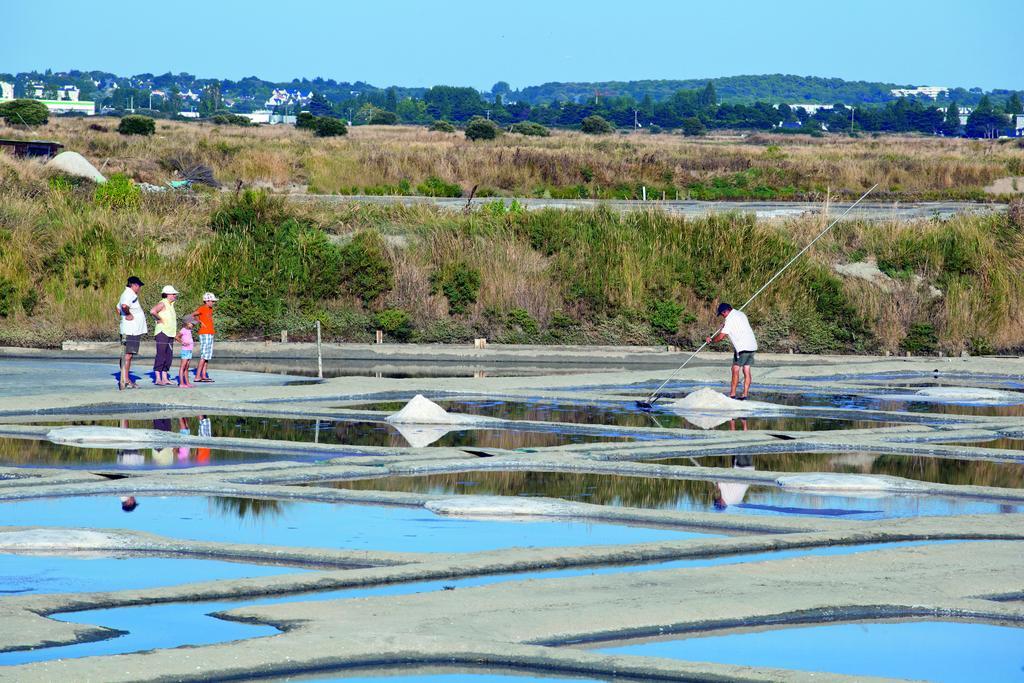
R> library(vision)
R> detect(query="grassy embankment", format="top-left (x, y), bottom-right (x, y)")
top-left (1, 149), bottom-right (1022, 354)
top-left (6, 117), bottom-right (1024, 202)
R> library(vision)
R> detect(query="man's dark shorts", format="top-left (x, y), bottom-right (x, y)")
top-left (733, 350), bottom-right (755, 367)
top-left (124, 335), bottom-right (142, 355)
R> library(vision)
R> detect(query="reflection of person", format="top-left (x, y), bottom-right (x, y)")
top-left (116, 450), bottom-right (144, 466)
top-left (116, 276), bottom-right (147, 391)
top-left (706, 303), bottom-right (758, 400)
top-left (150, 286), bottom-right (179, 386)
top-left (177, 417), bottom-right (191, 461)
top-left (713, 452), bottom-right (757, 510)
top-left (120, 496), bottom-right (138, 512)
top-left (192, 292), bottom-right (218, 383)
top-left (196, 415), bottom-right (212, 464)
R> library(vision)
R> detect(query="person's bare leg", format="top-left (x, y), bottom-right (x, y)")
top-left (121, 353), bottom-right (133, 388)
top-left (742, 366), bottom-right (752, 398)
top-left (196, 358), bottom-right (207, 381)
top-left (729, 365), bottom-right (740, 398)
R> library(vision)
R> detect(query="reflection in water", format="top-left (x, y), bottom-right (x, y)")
top-left (353, 400), bottom-right (899, 432)
top-left (659, 452), bottom-right (1024, 489)
top-left (328, 467), bottom-right (1022, 518)
top-left (207, 496), bottom-right (290, 522)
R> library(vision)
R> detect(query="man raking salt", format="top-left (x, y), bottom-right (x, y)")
top-left (706, 303), bottom-right (757, 400)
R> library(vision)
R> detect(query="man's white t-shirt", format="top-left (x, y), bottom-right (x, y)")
top-left (117, 287), bottom-right (148, 336)
top-left (721, 309), bottom-right (757, 352)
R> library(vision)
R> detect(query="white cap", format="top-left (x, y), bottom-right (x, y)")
top-left (161, 285), bottom-right (179, 295)
top-left (202, 292), bottom-right (218, 302)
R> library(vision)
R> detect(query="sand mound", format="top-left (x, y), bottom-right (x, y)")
top-left (386, 394), bottom-right (491, 425)
top-left (426, 496), bottom-right (576, 518)
top-left (47, 426), bottom-right (172, 448)
top-left (48, 151), bottom-right (106, 183)
top-left (776, 473), bottom-right (927, 493)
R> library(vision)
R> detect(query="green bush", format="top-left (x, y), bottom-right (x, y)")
top-left (413, 319), bottom-right (473, 343)
top-left (369, 110), bottom-right (399, 125)
top-left (0, 99), bottom-right (48, 126)
top-left (428, 119), bottom-right (456, 132)
top-left (681, 117), bottom-right (705, 136)
top-left (510, 121), bottom-right (550, 137)
top-left (902, 322), bottom-right (938, 354)
top-left (580, 115), bottom-right (614, 134)
top-left (417, 175), bottom-right (462, 197)
top-left (0, 277), bottom-right (17, 318)
top-left (211, 113), bottom-right (254, 126)
top-left (339, 231), bottom-right (393, 304)
top-left (647, 299), bottom-right (690, 336)
top-left (376, 308), bottom-right (413, 341)
top-left (505, 308), bottom-right (539, 335)
top-left (117, 115), bottom-right (156, 136)
top-left (314, 117), bottom-right (348, 137)
top-left (465, 116), bottom-right (501, 141)
top-left (430, 261), bottom-right (481, 314)
top-left (94, 174), bottom-right (141, 210)
top-left (296, 112), bottom-right (317, 130)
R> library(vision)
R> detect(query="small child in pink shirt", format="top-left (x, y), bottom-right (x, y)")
top-left (175, 316), bottom-right (196, 387)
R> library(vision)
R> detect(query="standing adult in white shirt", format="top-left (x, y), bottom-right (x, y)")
top-left (116, 276), bottom-right (147, 390)
top-left (706, 302), bottom-right (758, 400)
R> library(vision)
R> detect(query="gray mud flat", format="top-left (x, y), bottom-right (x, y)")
top-left (0, 353), bottom-right (1022, 683)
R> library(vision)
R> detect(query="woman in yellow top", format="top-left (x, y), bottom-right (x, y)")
top-left (150, 285), bottom-right (178, 386)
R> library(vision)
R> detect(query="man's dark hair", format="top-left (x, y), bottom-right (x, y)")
top-left (127, 276), bottom-right (144, 286)
top-left (717, 303), bottom-right (733, 316)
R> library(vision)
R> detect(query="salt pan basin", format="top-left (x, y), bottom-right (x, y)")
top-left (870, 387), bottom-right (1024, 405)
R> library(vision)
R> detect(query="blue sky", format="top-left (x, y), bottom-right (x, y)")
top-left (2, 0), bottom-right (1019, 90)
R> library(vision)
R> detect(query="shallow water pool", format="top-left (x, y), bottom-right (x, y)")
top-left (0, 496), bottom-right (713, 553)
top-left (594, 620), bottom-right (1024, 682)
top-left (0, 554), bottom-right (308, 595)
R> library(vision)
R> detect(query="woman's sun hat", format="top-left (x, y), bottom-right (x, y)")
top-left (161, 285), bottom-right (179, 295)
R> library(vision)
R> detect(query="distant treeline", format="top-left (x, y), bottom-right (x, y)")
top-left (3, 70), bottom-right (1020, 136)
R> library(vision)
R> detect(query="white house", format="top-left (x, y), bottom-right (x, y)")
top-left (890, 86), bottom-right (949, 99)
top-left (0, 81), bottom-right (13, 100)
top-left (57, 85), bottom-right (80, 102)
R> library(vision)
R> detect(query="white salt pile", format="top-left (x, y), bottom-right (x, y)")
top-left (46, 426), bottom-right (172, 448)
top-left (668, 388), bottom-right (777, 413)
top-left (386, 394), bottom-right (481, 425)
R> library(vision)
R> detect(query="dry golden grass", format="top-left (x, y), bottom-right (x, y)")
top-left (5, 117), bottom-right (1021, 200)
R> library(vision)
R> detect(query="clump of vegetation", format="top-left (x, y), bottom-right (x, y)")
top-left (368, 110), bottom-right (399, 125)
top-left (295, 112), bottom-right (317, 130)
top-left (428, 120), bottom-right (456, 133)
top-left (510, 121), bottom-right (550, 137)
top-left (0, 99), bottom-right (48, 126)
top-left (417, 175), bottom-right (462, 197)
top-left (117, 115), bottom-right (155, 136)
top-left (902, 322), bottom-right (938, 354)
top-left (338, 231), bottom-right (394, 304)
top-left (580, 115), bottom-right (614, 134)
top-left (465, 116), bottom-right (501, 141)
top-left (94, 173), bottom-right (141, 210)
top-left (681, 117), bottom-right (705, 136)
top-left (647, 299), bottom-right (695, 337)
top-left (431, 261), bottom-right (481, 314)
top-left (211, 112), bottom-right (254, 126)
top-left (314, 117), bottom-right (348, 137)
top-left (376, 308), bottom-right (413, 341)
